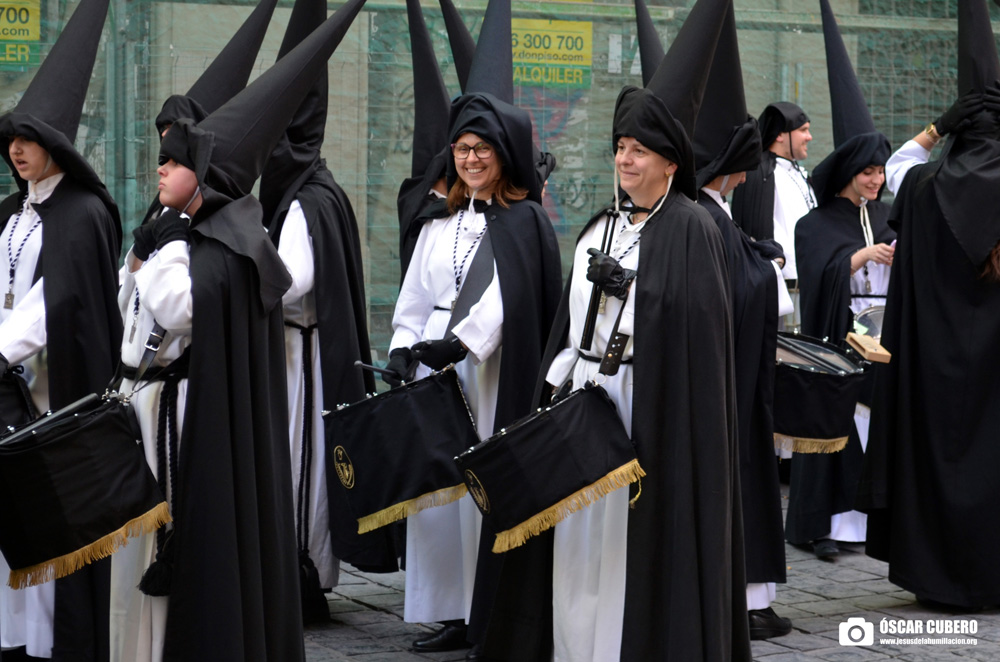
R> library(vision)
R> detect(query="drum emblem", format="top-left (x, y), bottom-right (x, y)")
top-left (333, 445), bottom-right (355, 489)
top-left (464, 469), bottom-right (490, 514)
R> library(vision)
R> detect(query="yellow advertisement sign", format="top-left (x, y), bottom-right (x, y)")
top-left (0, 0), bottom-right (40, 69)
top-left (0, 0), bottom-right (40, 41)
top-left (512, 18), bottom-right (592, 89)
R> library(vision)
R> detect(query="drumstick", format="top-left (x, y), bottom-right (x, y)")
top-left (354, 360), bottom-right (397, 378)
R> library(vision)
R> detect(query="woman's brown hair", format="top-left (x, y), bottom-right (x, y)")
top-left (446, 167), bottom-right (528, 214)
top-left (982, 240), bottom-right (1000, 282)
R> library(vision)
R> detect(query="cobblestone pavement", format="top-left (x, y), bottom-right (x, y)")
top-left (306, 487), bottom-right (999, 661)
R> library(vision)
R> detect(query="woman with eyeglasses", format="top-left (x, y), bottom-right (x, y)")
top-left (384, 91), bottom-right (561, 657)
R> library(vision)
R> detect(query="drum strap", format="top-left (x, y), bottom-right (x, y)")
top-left (597, 289), bottom-right (632, 377)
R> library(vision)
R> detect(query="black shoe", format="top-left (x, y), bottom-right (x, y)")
top-left (466, 643), bottom-right (494, 661)
top-left (412, 623), bottom-right (471, 652)
top-left (748, 607), bottom-right (793, 640)
top-left (812, 539), bottom-right (839, 561)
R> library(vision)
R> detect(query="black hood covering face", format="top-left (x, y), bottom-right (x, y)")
top-left (758, 102), bottom-right (809, 149)
top-left (439, 0), bottom-right (476, 93)
top-left (258, 0), bottom-right (334, 223)
top-left (160, 0), bottom-right (366, 205)
top-left (613, 86), bottom-right (696, 198)
top-left (446, 92), bottom-right (542, 204)
top-left (154, 0), bottom-right (279, 135)
top-left (811, 131), bottom-right (891, 205)
top-left (693, 0), bottom-right (762, 188)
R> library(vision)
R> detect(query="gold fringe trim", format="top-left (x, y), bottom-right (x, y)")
top-left (492, 459), bottom-right (646, 554)
top-left (8, 502), bottom-right (172, 590)
top-left (357, 483), bottom-right (468, 534)
top-left (773, 433), bottom-right (849, 454)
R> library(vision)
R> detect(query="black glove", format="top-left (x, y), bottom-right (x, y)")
top-left (551, 380), bottom-right (573, 404)
top-left (131, 223), bottom-right (156, 261)
top-left (412, 337), bottom-right (468, 371)
top-left (586, 248), bottom-right (636, 300)
top-left (935, 91), bottom-right (985, 136)
top-left (0, 351), bottom-right (9, 375)
top-left (382, 347), bottom-right (415, 388)
top-left (151, 209), bottom-right (191, 250)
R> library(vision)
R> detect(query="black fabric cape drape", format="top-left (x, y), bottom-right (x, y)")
top-left (0, 174), bottom-right (122, 662)
top-left (161, 195), bottom-right (304, 662)
top-left (269, 161), bottom-right (398, 572)
top-left (858, 163), bottom-right (1000, 607)
top-left (484, 191), bottom-right (751, 662)
top-left (731, 151), bottom-right (777, 241)
top-left (698, 192), bottom-right (785, 584)
top-left (785, 196), bottom-right (893, 545)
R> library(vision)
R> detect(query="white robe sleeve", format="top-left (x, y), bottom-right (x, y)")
top-left (0, 277), bottom-right (47, 365)
top-left (132, 240), bottom-right (193, 335)
top-left (390, 231), bottom-right (435, 351)
top-left (772, 262), bottom-right (795, 316)
top-left (886, 140), bottom-right (931, 196)
top-left (278, 201), bottom-right (315, 304)
top-left (451, 264), bottom-right (503, 365)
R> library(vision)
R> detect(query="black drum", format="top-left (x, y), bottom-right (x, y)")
top-left (0, 394), bottom-right (169, 589)
top-left (324, 367), bottom-right (480, 534)
top-left (455, 382), bottom-right (643, 554)
top-left (773, 332), bottom-right (866, 454)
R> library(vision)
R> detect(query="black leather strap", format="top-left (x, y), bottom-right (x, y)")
top-left (598, 294), bottom-right (631, 376)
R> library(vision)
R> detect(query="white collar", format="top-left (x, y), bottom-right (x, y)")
top-left (775, 157), bottom-right (808, 177)
top-left (27, 173), bottom-right (66, 206)
top-left (700, 187), bottom-right (732, 218)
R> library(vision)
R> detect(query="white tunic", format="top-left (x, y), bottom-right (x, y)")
top-left (390, 202), bottom-right (503, 624)
top-left (772, 158), bottom-right (817, 281)
top-left (276, 200), bottom-right (339, 589)
top-left (109, 234), bottom-right (193, 662)
top-left (545, 213), bottom-right (640, 662)
top-left (0, 174), bottom-right (61, 659)
top-left (885, 139), bottom-right (931, 196)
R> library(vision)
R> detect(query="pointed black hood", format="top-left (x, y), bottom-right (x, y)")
top-left (405, 0), bottom-right (451, 178)
top-left (693, 0), bottom-right (761, 189)
top-left (439, 0), bottom-right (476, 92)
top-left (258, 0), bottom-right (336, 223)
top-left (155, 0), bottom-right (279, 135)
top-left (758, 102), bottom-right (809, 149)
top-left (958, 0), bottom-right (1000, 95)
top-left (810, 0), bottom-right (889, 204)
top-left (615, 0), bottom-right (727, 198)
top-left (159, 0), bottom-right (366, 211)
top-left (0, 0), bottom-right (118, 220)
top-left (447, 93), bottom-right (541, 204)
top-left (465, 0), bottom-right (513, 104)
top-left (633, 0), bottom-right (664, 88)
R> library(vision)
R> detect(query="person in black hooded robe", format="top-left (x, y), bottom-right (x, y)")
top-left (686, 0), bottom-right (791, 639)
top-left (258, 0), bottom-right (396, 613)
top-left (856, 0), bottom-right (1000, 610)
top-left (0, 0), bottom-right (122, 657)
top-left (383, 90), bottom-right (561, 655)
top-left (785, 0), bottom-right (895, 561)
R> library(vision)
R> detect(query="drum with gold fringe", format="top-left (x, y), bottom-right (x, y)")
top-left (0, 393), bottom-right (170, 589)
top-left (773, 332), bottom-right (866, 454)
top-left (454, 382), bottom-right (643, 554)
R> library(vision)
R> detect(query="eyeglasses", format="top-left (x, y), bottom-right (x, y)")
top-left (451, 142), bottom-right (494, 160)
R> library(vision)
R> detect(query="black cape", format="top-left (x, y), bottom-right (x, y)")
top-left (857, 162), bottom-right (1000, 607)
top-left (698, 192), bottom-right (786, 584)
top-left (731, 151), bottom-right (778, 241)
top-left (268, 161), bottom-right (398, 572)
top-left (0, 175), bottom-right (122, 662)
top-left (785, 196), bottom-right (893, 545)
top-left (485, 191), bottom-right (751, 662)
top-left (162, 195), bottom-right (304, 661)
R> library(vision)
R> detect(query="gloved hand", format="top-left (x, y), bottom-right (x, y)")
top-left (0, 351), bottom-right (9, 375)
top-left (151, 209), bottom-right (191, 249)
top-left (412, 337), bottom-right (467, 371)
top-left (131, 223), bottom-right (156, 261)
top-left (551, 380), bottom-right (573, 404)
top-left (586, 248), bottom-right (636, 300)
top-left (935, 91), bottom-right (985, 136)
top-left (382, 347), bottom-right (415, 388)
